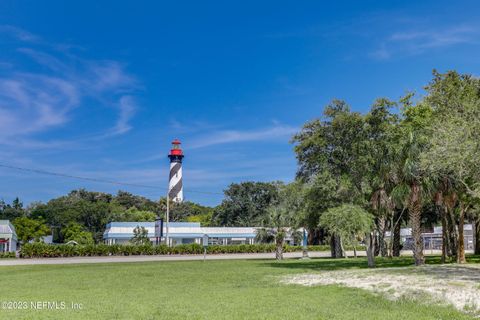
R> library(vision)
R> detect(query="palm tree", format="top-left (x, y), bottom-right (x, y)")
top-left (434, 177), bottom-right (457, 263)
top-left (389, 181), bottom-right (410, 257)
top-left (370, 187), bottom-right (394, 257)
top-left (391, 97), bottom-right (435, 266)
top-left (255, 228), bottom-right (275, 244)
top-left (395, 129), bottom-right (432, 266)
top-left (257, 204), bottom-right (292, 260)
top-left (364, 98), bottom-right (399, 257)
top-left (256, 182), bottom-right (305, 260)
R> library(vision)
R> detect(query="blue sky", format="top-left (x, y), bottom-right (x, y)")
top-left (1, 1), bottom-right (480, 206)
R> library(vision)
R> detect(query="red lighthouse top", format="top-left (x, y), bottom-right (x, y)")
top-left (169, 139), bottom-right (183, 156)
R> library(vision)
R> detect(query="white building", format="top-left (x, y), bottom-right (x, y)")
top-left (103, 222), bottom-right (263, 246)
top-left (386, 224), bottom-right (474, 250)
top-left (0, 220), bottom-right (17, 252)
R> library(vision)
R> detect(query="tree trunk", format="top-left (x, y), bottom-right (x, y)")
top-left (409, 181), bottom-right (425, 266)
top-left (275, 237), bottom-right (284, 261)
top-left (330, 234), bottom-right (335, 257)
top-left (308, 228), bottom-right (327, 245)
top-left (308, 228), bottom-right (319, 245)
top-left (446, 208), bottom-right (458, 260)
top-left (373, 232), bottom-right (380, 256)
top-left (365, 232), bottom-right (376, 268)
top-left (392, 210), bottom-right (402, 257)
top-left (440, 205), bottom-right (448, 264)
top-left (434, 191), bottom-right (447, 263)
top-left (388, 215), bottom-right (394, 258)
top-left (340, 237), bottom-right (347, 258)
top-left (457, 204), bottom-right (466, 264)
top-left (474, 217), bottom-right (480, 255)
top-left (330, 234), bottom-right (343, 258)
top-left (377, 217), bottom-right (388, 257)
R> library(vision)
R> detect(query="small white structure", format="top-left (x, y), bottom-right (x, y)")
top-left (103, 222), bottom-right (298, 246)
top-left (386, 224), bottom-right (475, 250)
top-left (0, 220), bottom-right (17, 252)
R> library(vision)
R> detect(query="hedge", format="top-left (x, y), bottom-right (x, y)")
top-left (18, 243), bottom-right (363, 258)
top-left (0, 252), bottom-right (16, 259)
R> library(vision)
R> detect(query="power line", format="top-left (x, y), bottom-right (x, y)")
top-left (0, 163), bottom-right (223, 196)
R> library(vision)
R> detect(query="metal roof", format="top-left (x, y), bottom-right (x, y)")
top-left (103, 221), bottom-right (259, 240)
top-left (105, 233), bottom-right (256, 239)
top-left (105, 222), bottom-right (201, 228)
top-left (0, 220), bottom-right (17, 239)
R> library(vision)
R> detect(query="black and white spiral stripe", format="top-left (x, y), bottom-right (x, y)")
top-left (168, 162), bottom-right (183, 201)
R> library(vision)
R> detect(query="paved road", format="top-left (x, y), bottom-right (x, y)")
top-left (1, 249), bottom-right (464, 266)
top-left (0, 251), bottom-right (343, 266)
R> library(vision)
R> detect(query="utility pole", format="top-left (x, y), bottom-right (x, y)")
top-left (166, 192), bottom-right (169, 246)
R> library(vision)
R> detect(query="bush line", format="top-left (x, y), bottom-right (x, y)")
top-left (0, 252), bottom-right (16, 259)
top-left (16, 243), bottom-right (366, 258)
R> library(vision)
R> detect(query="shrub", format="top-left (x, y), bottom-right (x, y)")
top-left (0, 252), bottom-right (16, 259)
top-left (18, 243), bottom-right (337, 258)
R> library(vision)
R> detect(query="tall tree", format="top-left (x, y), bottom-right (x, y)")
top-left (364, 98), bottom-right (399, 257)
top-left (292, 100), bottom-right (368, 253)
top-left (394, 96), bottom-right (433, 266)
top-left (0, 197), bottom-right (25, 220)
top-left (421, 70), bottom-right (480, 263)
top-left (213, 182), bottom-right (281, 226)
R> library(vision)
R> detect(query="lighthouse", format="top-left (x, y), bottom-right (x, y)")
top-left (168, 139), bottom-right (184, 202)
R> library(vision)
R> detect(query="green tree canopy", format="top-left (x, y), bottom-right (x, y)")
top-left (0, 197), bottom-right (26, 221)
top-left (112, 208), bottom-right (156, 222)
top-left (213, 181), bottom-right (281, 226)
top-left (62, 223), bottom-right (94, 245)
top-left (421, 70), bottom-right (480, 198)
top-left (319, 204), bottom-right (374, 245)
top-left (130, 226), bottom-right (151, 245)
top-left (13, 217), bottom-right (50, 244)
top-left (255, 183), bottom-right (303, 260)
top-left (159, 199), bottom-right (214, 222)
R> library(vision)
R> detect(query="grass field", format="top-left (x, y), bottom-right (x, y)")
top-left (0, 256), bottom-right (476, 320)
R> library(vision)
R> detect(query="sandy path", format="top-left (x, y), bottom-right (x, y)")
top-left (282, 264), bottom-right (480, 315)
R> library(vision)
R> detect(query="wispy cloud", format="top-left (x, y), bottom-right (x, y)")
top-left (188, 124), bottom-right (297, 149)
top-left (371, 25), bottom-right (479, 60)
top-left (0, 25), bottom-right (40, 43)
top-left (0, 73), bottom-right (79, 138)
top-left (109, 95), bottom-right (137, 136)
top-left (0, 26), bottom-right (140, 146)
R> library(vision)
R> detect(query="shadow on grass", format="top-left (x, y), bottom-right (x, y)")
top-left (264, 254), bottom-right (480, 271)
top-left (410, 264), bottom-right (480, 282)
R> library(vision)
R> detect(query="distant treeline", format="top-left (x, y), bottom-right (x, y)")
top-left (0, 181), bottom-right (282, 244)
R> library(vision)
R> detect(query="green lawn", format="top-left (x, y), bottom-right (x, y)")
top-left (0, 256), bottom-right (475, 320)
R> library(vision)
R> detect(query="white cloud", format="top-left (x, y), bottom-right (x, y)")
top-left (372, 24), bottom-right (479, 59)
top-left (0, 74), bottom-right (79, 138)
top-left (188, 124), bottom-right (297, 149)
top-left (109, 95), bottom-right (137, 136)
top-left (87, 61), bottom-right (136, 92)
top-left (0, 26), bottom-right (140, 145)
top-left (0, 25), bottom-right (40, 42)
